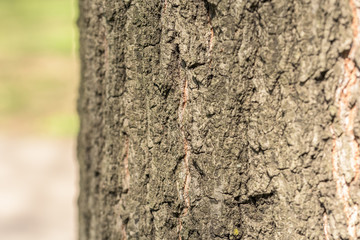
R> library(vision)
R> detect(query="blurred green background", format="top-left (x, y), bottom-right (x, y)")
top-left (0, 0), bottom-right (79, 137)
top-left (0, 1), bottom-right (79, 239)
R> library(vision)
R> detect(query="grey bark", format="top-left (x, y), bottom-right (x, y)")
top-left (77, 0), bottom-right (360, 239)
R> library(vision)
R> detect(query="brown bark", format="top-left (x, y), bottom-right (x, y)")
top-left (77, 0), bottom-right (360, 239)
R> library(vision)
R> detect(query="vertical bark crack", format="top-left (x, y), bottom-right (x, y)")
top-left (101, 0), bottom-right (109, 74)
top-left (120, 136), bottom-right (130, 240)
top-left (163, 0), bottom-right (167, 13)
top-left (123, 137), bottom-right (130, 193)
top-left (177, 69), bottom-right (191, 240)
top-left (323, 212), bottom-right (330, 240)
top-left (121, 223), bottom-right (128, 240)
top-left (204, 0), bottom-right (214, 65)
top-left (329, 0), bottom-right (360, 238)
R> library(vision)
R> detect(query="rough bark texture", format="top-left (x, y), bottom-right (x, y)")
top-left (77, 0), bottom-right (360, 239)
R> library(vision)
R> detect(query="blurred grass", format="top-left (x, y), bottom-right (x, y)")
top-left (0, 0), bottom-right (77, 56)
top-left (0, 0), bottom-right (79, 137)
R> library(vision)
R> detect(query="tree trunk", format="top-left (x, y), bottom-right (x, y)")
top-left (77, 0), bottom-right (360, 239)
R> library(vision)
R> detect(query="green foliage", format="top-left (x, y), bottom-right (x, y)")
top-left (0, 0), bottom-right (78, 55)
top-left (0, 0), bottom-right (79, 137)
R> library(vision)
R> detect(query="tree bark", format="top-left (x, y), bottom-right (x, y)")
top-left (77, 0), bottom-right (360, 239)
